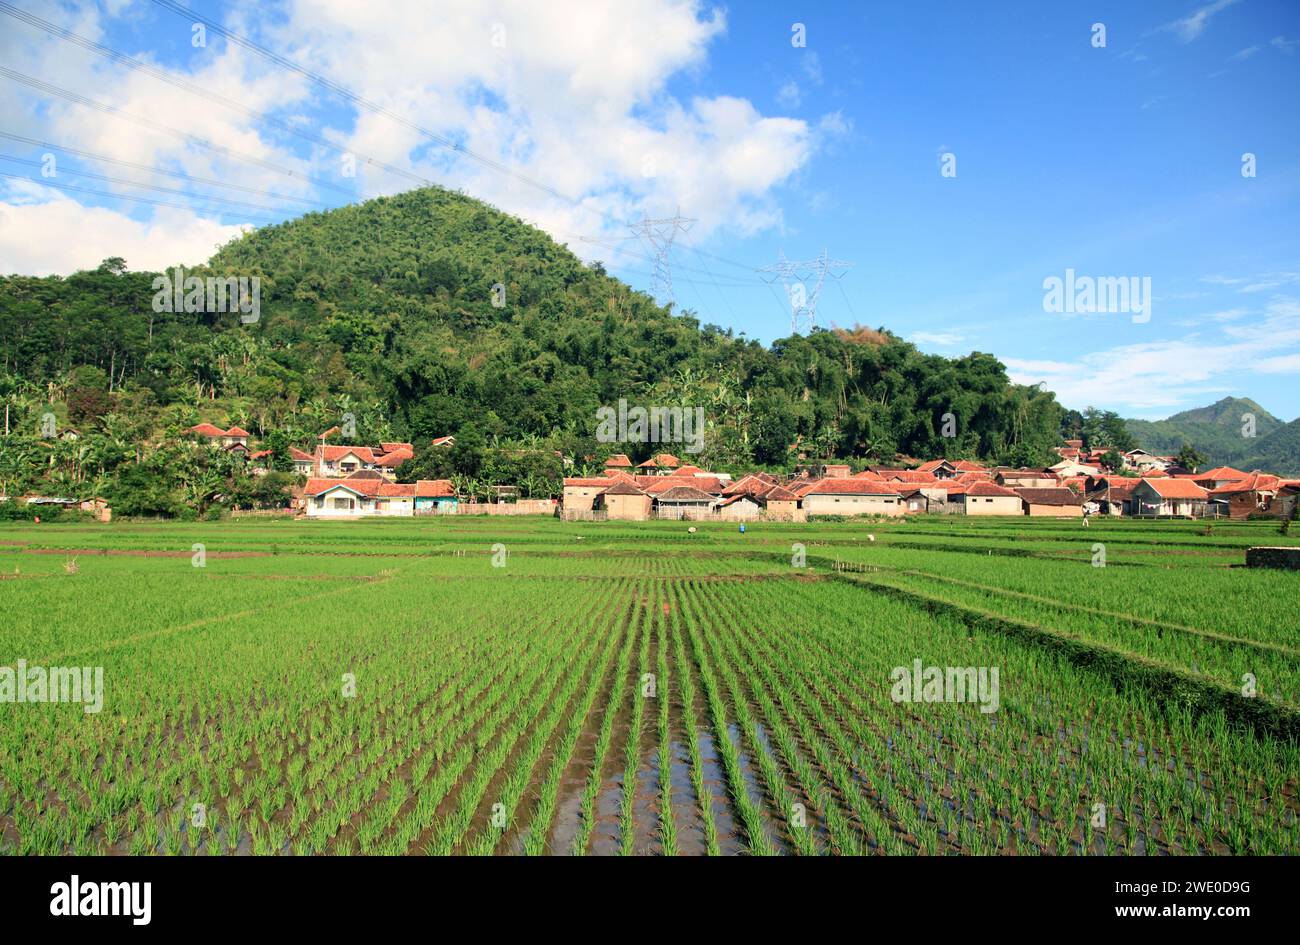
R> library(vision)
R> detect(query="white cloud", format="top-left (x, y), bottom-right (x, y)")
top-left (776, 81), bottom-right (801, 108)
top-left (0, 182), bottom-right (250, 275)
top-left (1006, 296), bottom-right (1300, 410)
top-left (1256, 353), bottom-right (1300, 373)
top-left (1158, 0), bottom-right (1241, 43)
top-left (909, 331), bottom-right (964, 347)
top-left (1, 0), bottom-right (821, 274)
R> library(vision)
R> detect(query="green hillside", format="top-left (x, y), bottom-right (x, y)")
top-left (1, 185), bottom-right (1070, 512)
top-left (1125, 397), bottom-right (1281, 455)
top-left (1235, 417), bottom-right (1300, 476)
top-left (1125, 397), bottom-right (1298, 475)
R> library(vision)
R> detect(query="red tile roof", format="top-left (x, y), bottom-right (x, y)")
top-left (374, 448), bottom-right (414, 467)
top-left (654, 454), bottom-right (681, 467)
top-left (723, 474), bottom-right (770, 496)
top-left (601, 480), bottom-right (647, 496)
top-left (304, 477), bottom-right (423, 498)
top-left (380, 442), bottom-right (414, 453)
top-left (223, 426), bottom-right (250, 437)
top-left (1196, 466), bottom-right (1248, 481)
top-left (800, 478), bottom-right (898, 496)
top-left (320, 445), bottom-right (377, 463)
top-left (431, 435), bottom-right (455, 447)
top-left (415, 479), bottom-right (455, 498)
top-left (964, 481), bottom-right (1019, 498)
top-left (885, 470), bottom-right (939, 484)
top-left (289, 447), bottom-right (314, 461)
top-left (603, 453), bottom-right (633, 467)
top-left (1140, 479), bottom-right (1209, 499)
top-left (187, 423), bottom-right (225, 437)
top-left (1211, 472), bottom-right (1280, 495)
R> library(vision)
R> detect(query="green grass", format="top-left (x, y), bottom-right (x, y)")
top-left (1, 515), bottom-right (1296, 856)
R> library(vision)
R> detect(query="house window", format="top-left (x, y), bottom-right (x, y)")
top-left (331, 496), bottom-right (355, 510)
top-left (341, 463), bottom-right (358, 473)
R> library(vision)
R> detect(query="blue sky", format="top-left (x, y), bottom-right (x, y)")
top-left (1, 0), bottom-right (1297, 419)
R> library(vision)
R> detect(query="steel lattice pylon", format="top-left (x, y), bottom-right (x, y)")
top-left (757, 250), bottom-right (852, 333)
top-left (628, 209), bottom-right (695, 308)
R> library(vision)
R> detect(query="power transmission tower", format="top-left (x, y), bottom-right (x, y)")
top-left (628, 210), bottom-right (695, 308)
top-left (758, 250), bottom-right (852, 334)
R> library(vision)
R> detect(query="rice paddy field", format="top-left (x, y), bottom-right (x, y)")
top-left (1, 514), bottom-right (1298, 856)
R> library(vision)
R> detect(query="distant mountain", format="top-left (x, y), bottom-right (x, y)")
top-left (1125, 397), bottom-right (1282, 455)
top-left (1125, 397), bottom-right (1298, 475)
top-left (1235, 417), bottom-right (1300, 477)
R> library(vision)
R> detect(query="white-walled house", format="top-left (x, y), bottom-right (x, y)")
top-left (796, 478), bottom-right (905, 517)
top-left (302, 477), bottom-right (453, 517)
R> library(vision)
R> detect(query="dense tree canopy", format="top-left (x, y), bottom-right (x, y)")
top-left (0, 186), bottom-right (1074, 513)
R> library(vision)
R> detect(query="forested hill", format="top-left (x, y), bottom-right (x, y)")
top-left (1125, 397), bottom-right (1299, 475)
top-left (1, 185), bottom-right (1065, 473)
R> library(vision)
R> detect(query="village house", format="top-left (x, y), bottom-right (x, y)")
top-left (302, 477), bottom-right (454, 517)
top-left (717, 493), bottom-right (763, 519)
top-left (761, 486), bottom-right (803, 521)
top-left (1084, 476), bottom-right (1139, 515)
top-left (993, 468), bottom-right (1059, 489)
top-left (653, 484), bottom-right (716, 518)
top-left (1016, 486), bottom-right (1084, 517)
top-left (601, 480), bottom-right (653, 520)
top-left (414, 478), bottom-right (458, 514)
top-left (186, 423), bottom-right (251, 449)
top-left (1193, 466), bottom-right (1250, 491)
top-left (1123, 449), bottom-right (1174, 472)
top-left (914, 458), bottom-right (985, 480)
top-left (561, 476), bottom-right (612, 513)
top-left (602, 453), bottom-right (633, 473)
top-left (637, 453), bottom-right (682, 475)
top-left (893, 486), bottom-right (930, 513)
top-left (290, 447), bottom-right (315, 476)
top-left (1274, 483), bottom-right (1300, 521)
top-left (1131, 478), bottom-right (1210, 517)
top-left (797, 478), bottom-right (905, 517)
top-left (956, 481), bottom-right (1023, 515)
top-left (307, 443), bottom-right (413, 481)
top-left (1208, 472), bottom-right (1281, 519)
top-left (1049, 458), bottom-right (1101, 478)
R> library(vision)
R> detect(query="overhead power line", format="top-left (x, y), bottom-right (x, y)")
top-left (0, 131), bottom-right (323, 207)
top-left (0, 66), bottom-right (360, 200)
top-left (0, 154), bottom-right (313, 216)
top-left (0, 171), bottom-right (283, 224)
top-left (757, 250), bottom-right (853, 334)
top-left (147, 0), bottom-right (577, 205)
